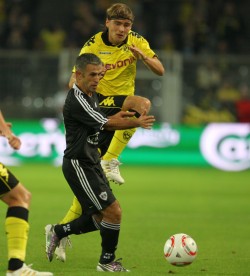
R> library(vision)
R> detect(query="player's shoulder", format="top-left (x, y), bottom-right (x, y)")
top-left (83, 32), bottom-right (103, 48)
top-left (128, 30), bottom-right (146, 42)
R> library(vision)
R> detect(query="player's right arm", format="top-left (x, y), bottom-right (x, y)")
top-left (104, 110), bottom-right (155, 131)
top-left (129, 44), bottom-right (165, 76)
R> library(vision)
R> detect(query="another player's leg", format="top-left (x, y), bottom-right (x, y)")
top-left (101, 95), bottom-right (151, 184)
top-left (45, 214), bottom-right (100, 262)
top-left (0, 164), bottom-right (53, 275)
top-left (45, 202), bottom-right (129, 271)
top-left (101, 128), bottom-right (136, 184)
top-left (52, 196), bottom-right (81, 262)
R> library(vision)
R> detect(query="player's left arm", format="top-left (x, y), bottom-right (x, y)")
top-left (0, 110), bottom-right (21, 150)
top-left (129, 44), bottom-right (165, 76)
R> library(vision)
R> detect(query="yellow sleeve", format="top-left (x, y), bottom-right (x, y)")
top-left (128, 31), bottom-right (157, 59)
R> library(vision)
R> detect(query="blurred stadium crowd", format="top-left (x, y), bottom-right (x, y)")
top-left (0, 0), bottom-right (248, 55)
top-left (0, 0), bottom-right (250, 123)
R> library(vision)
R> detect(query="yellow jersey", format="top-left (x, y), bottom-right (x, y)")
top-left (73, 30), bottom-right (156, 96)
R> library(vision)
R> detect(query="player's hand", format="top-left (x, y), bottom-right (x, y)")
top-left (129, 44), bottom-right (147, 60)
top-left (7, 134), bottom-right (21, 150)
top-left (137, 110), bottom-right (155, 129)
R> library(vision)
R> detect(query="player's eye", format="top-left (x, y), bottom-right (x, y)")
top-left (124, 23), bottom-right (131, 28)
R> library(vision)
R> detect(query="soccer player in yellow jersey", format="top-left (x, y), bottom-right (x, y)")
top-left (69, 3), bottom-right (164, 184)
top-left (47, 2), bottom-right (164, 262)
top-left (0, 110), bottom-right (53, 276)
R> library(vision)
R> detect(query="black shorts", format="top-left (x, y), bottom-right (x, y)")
top-left (97, 94), bottom-right (127, 116)
top-left (62, 157), bottom-right (116, 215)
top-left (0, 162), bottom-right (19, 196)
top-left (97, 94), bottom-right (127, 156)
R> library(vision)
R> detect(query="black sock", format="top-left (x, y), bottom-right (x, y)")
top-left (54, 214), bottom-right (98, 239)
top-left (8, 258), bottom-right (23, 271)
top-left (99, 221), bottom-right (120, 264)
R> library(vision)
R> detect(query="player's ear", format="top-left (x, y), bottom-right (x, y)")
top-left (105, 19), bottom-right (110, 27)
top-left (75, 70), bottom-right (83, 80)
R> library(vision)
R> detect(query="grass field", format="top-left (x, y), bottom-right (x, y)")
top-left (0, 164), bottom-right (250, 275)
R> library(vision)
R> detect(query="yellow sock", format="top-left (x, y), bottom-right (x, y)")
top-left (60, 196), bottom-right (82, 224)
top-left (5, 217), bottom-right (29, 261)
top-left (102, 128), bottom-right (136, 160)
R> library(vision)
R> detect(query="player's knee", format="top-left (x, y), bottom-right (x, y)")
top-left (142, 98), bottom-right (151, 113)
top-left (103, 201), bottom-right (122, 223)
top-left (123, 96), bottom-right (151, 114)
top-left (10, 183), bottom-right (32, 207)
top-left (23, 189), bottom-right (32, 205)
top-left (112, 205), bottom-right (122, 223)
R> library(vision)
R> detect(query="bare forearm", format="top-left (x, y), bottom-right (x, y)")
top-left (142, 57), bottom-right (165, 76)
top-left (104, 118), bottom-right (140, 131)
top-left (104, 111), bottom-right (155, 130)
top-left (0, 111), bottom-right (21, 149)
top-left (0, 111), bottom-right (12, 137)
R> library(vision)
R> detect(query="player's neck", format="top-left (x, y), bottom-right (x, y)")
top-left (84, 90), bottom-right (93, 97)
top-left (102, 30), bottom-right (127, 47)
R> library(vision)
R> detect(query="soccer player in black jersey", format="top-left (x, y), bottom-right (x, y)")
top-left (0, 110), bottom-right (53, 276)
top-left (52, 3), bottom-right (164, 262)
top-left (45, 53), bottom-right (155, 272)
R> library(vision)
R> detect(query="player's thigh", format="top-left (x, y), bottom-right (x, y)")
top-left (62, 158), bottom-right (116, 215)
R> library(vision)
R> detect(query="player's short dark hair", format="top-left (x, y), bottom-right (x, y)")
top-left (106, 3), bottom-right (134, 22)
top-left (75, 53), bottom-right (102, 72)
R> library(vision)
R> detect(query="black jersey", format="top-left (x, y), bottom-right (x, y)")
top-left (63, 84), bottom-right (108, 164)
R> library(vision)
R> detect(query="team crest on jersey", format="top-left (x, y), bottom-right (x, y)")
top-left (87, 132), bottom-right (99, 145)
top-left (99, 191), bottom-right (108, 201)
top-left (123, 131), bottom-right (132, 141)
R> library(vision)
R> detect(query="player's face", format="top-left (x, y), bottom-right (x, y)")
top-left (106, 19), bottom-right (132, 45)
top-left (77, 64), bottom-right (103, 95)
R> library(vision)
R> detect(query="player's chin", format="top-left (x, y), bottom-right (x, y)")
top-left (116, 35), bottom-right (125, 42)
top-left (91, 85), bottom-right (98, 90)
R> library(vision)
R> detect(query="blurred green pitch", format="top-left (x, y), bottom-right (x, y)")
top-left (0, 164), bottom-right (250, 275)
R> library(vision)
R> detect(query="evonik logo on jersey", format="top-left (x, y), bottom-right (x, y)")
top-left (200, 123), bottom-right (250, 171)
top-left (105, 56), bottom-right (136, 71)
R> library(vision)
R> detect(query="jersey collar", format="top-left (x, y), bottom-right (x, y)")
top-left (101, 30), bottom-right (128, 48)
